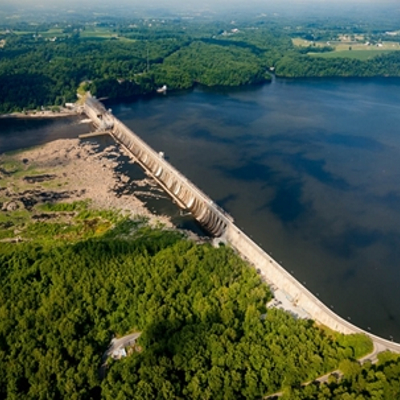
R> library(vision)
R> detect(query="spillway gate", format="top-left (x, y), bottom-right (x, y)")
top-left (84, 95), bottom-right (232, 236)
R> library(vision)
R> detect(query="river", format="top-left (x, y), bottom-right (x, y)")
top-left (1, 78), bottom-right (400, 340)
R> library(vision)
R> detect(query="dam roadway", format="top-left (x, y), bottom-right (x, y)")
top-left (83, 95), bottom-right (400, 355)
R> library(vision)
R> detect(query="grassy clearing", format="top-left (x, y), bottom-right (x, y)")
top-left (46, 28), bottom-right (64, 34)
top-left (0, 209), bottom-right (31, 240)
top-left (0, 199), bottom-right (147, 244)
top-left (13, 31), bottom-right (34, 36)
top-left (310, 49), bottom-right (399, 60)
top-left (1, 159), bottom-right (21, 183)
top-left (0, 158), bottom-right (24, 174)
top-left (116, 37), bottom-right (137, 43)
top-left (38, 200), bottom-right (90, 213)
top-left (294, 37), bottom-right (400, 59)
top-left (292, 38), bottom-right (328, 48)
top-left (80, 27), bottom-right (118, 39)
top-left (334, 41), bottom-right (400, 51)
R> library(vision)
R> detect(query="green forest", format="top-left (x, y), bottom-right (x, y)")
top-left (0, 203), bottom-right (382, 400)
top-left (1, 17), bottom-right (400, 113)
top-left (2, 12), bottom-right (400, 399)
top-left (282, 352), bottom-right (400, 399)
top-left (0, 174), bottom-right (399, 400)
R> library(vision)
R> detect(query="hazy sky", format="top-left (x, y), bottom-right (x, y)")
top-left (3, 0), bottom-right (399, 7)
top-left (2, 0), bottom-right (399, 20)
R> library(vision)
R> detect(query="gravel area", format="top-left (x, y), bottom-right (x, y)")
top-left (5, 138), bottom-right (174, 228)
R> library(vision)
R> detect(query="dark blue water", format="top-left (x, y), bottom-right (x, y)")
top-left (2, 78), bottom-right (400, 340)
top-left (0, 116), bottom-right (90, 152)
top-left (108, 79), bottom-right (400, 340)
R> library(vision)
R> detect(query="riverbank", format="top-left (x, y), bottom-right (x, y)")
top-left (0, 107), bottom-right (79, 119)
top-left (0, 138), bottom-right (177, 235)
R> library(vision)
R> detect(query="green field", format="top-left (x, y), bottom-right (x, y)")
top-left (80, 26), bottom-right (117, 39)
top-left (292, 38), bottom-right (328, 48)
top-left (293, 37), bottom-right (400, 60)
top-left (309, 49), bottom-right (400, 60)
top-left (8, 26), bottom-right (119, 40)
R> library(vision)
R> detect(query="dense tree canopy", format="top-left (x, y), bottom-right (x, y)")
top-left (275, 52), bottom-right (400, 78)
top-left (282, 352), bottom-right (400, 400)
top-left (0, 203), bottom-right (373, 399)
top-left (1, 18), bottom-right (399, 113)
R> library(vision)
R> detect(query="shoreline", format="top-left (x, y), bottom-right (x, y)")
top-left (0, 138), bottom-right (177, 233)
top-left (0, 108), bottom-right (79, 120)
top-left (2, 75), bottom-right (400, 120)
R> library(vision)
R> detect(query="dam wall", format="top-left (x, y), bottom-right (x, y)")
top-left (225, 224), bottom-right (400, 350)
top-left (83, 96), bottom-right (400, 353)
top-left (84, 96), bottom-right (232, 236)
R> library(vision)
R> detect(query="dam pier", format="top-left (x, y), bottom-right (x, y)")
top-left (83, 95), bottom-right (400, 354)
top-left (84, 95), bottom-right (231, 237)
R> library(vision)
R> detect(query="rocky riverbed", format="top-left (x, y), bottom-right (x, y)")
top-left (0, 138), bottom-right (174, 230)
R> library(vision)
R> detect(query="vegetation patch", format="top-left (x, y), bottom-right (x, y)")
top-left (310, 49), bottom-right (399, 60)
top-left (0, 228), bottom-right (375, 399)
top-left (282, 352), bottom-right (400, 399)
top-left (0, 148), bottom-right (377, 399)
top-left (3, 19), bottom-right (400, 113)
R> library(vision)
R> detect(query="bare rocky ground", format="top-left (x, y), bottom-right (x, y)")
top-left (0, 138), bottom-right (175, 229)
top-left (0, 107), bottom-right (78, 119)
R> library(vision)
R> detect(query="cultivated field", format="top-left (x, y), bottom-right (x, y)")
top-left (293, 37), bottom-right (400, 59)
top-left (310, 49), bottom-right (399, 60)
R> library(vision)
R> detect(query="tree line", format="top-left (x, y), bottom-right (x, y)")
top-left (0, 215), bottom-right (373, 399)
top-left (282, 352), bottom-right (400, 400)
top-left (1, 19), bottom-right (399, 113)
top-left (275, 52), bottom-right (400, 78)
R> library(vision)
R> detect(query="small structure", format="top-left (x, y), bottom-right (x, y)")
top-left (157, 85), bottom-right (167, 94)
top-left (111, 348), bottom-right (127, 360)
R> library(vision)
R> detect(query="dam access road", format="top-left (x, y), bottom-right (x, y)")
top-left (83, 95), bottom-right (400, 356)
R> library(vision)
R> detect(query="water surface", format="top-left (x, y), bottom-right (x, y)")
top-left (2, 78), bottom-right (400, 339)
top-left (108, 78), bottom-right (400, 340)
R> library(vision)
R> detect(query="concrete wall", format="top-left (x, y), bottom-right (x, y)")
top-left (225, 226), bottom-right (400, 352)
top-left (225, 225), bottom-right (355, 334)
top-left (85, 97), bottom-right (231, 236)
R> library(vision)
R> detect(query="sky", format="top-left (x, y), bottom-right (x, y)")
top-left (2, 0), bottom-right (399, 7)
top-left (1, 0), bottom-right (399, 21)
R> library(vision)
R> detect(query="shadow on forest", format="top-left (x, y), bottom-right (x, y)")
top-left (0, 73), bottom-right (54, 111)
top-left (199, 38), bottom-right (264, 55)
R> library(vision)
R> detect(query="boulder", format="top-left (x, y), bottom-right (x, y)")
top-left (3, 201), bottom-right (19, 211)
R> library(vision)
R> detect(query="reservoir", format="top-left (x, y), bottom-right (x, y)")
top-left (1, 78), bottom-right (400, 340)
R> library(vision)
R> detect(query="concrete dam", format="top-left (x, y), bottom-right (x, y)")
top-left (84, 96), bottom-right (231, 237)
top-left (83, 95), bottom-right (400, 354)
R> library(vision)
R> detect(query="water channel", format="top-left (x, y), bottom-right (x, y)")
top-left (1, 78), bottom-right (400, 340)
